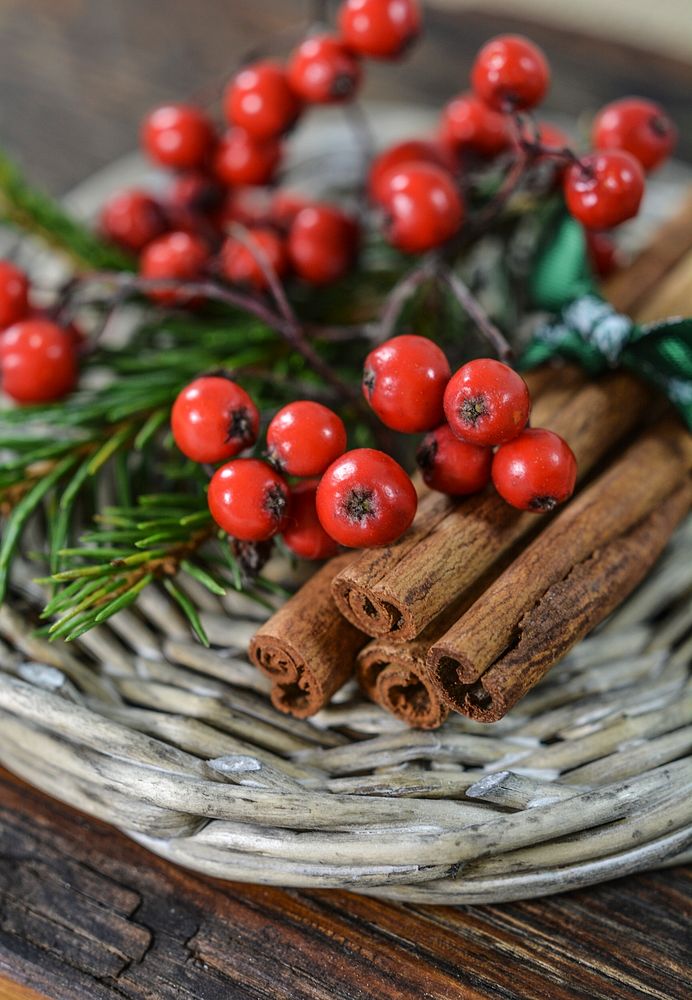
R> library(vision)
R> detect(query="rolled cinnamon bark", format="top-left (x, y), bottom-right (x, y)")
top-left (248, 553), bottom-right (366, 718)
top-left (357, 641), bottom-right (449, 730)
top-left (427, 421), bottom-right (692, 721)
top-left (332, 369), bottom-right (651, 641)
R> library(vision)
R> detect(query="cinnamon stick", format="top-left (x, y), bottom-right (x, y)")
top-left (357, 640), bottom-right (449, 730)
top-left (248, 553), bottom-right (366, 718)
top-left (427, 420), bottom-right (692, 721)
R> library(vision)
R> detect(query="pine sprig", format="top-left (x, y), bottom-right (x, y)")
top-left (0, 149), bottom-right (135, 271)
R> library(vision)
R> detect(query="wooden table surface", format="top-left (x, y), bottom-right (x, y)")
top-left (0, 3), bottom-right (691, 998)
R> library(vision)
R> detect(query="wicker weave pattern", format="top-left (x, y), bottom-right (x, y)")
top-left (0, 514), bottom-right (690, 904)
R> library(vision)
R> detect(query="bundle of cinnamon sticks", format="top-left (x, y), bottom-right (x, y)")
top-left (249, 196), bottom-right (692, 727)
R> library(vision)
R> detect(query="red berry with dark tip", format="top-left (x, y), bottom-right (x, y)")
top-left (363, 334), bottom-right (451, 433)
top-left (220, 227), bottom-right (288, 290)
top-left (563, 151), bottom-right (645, 230)
top-left (139, 231), bottom-right (209, 304)
top-left (439, 92), bottom-right (511, 158)
top-left (208, 458), bottom-right (289, 542)
top-left (368, 139), bottom-right (452, 205)
top-left (213, 128), bottom-right (282, 187)
top-left (592, 97), bottom-right (677, 173)
top-left (0, 261), bottom-right (29, 330)
top-left (416, 424), bottom-right (492, 496)
top-left (141, 104), bottom-right (215, 170)
top-left (100, 189), bottom-right (167, 253)
top-left (282, 480), bottom-right (340, 560)
top-left (492, 427), bottom-right (577, 512)
top-left (267, 400), bottom-right (347, 477)
top-left (338, 0), bottom-right (421, 60)
top-left (288, 203), bottom-right (359, 285)
top-left (287, 34), bottom-right (361, 105)
top-left (1, 319), bottom-right (77, 404)
top-left (316, 448), bottom-right (417, 548)
top-left (225, 60), bottom-right (301, 140)
top-left (444, 358), bottom-right (530, 447)
top-left (171, 376), bottom-right (260, 464)
top-left (380, 162), bottom-right (463, 252)
top-left (471, 35), bottom-right (550, 112)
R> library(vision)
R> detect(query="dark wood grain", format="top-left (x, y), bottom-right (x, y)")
top-left (0, 2), bottom-right (690, 196)
top-left (0, 768), bottom-right (690, 1000)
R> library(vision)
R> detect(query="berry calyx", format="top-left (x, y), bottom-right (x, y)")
top-left (492, 427), bottom-right (577, 512)
top-left (439, 92), bottom-right (511, 158)
top-left (100, 189), bottom-right (167, 253)
top-left (220, 227), bottom-right (288, 290)
top-left (368, 139), bottom-right (452, 205)
top-left (0, 261), bottom-right (29, 330)
top-left (379, 162), bottom-right (463, 252)
top-left (171, 376), bottom-right (260, 464)
top-left (282, 480), bottom-right (340, 560)
top-left (338, 0), bottom-right (421, 60)
top-left (287, 34), bottom-right (361, 105)
top-left (224, 61), bottom-right (301, 140)
top-left (267, 400), bottom-right (347, 477)
top-left (213, 128), bottom-right (282, 187)
top-left (592, 97), bottom-right (677, 173)
top-left (363, 333), bottom-right (451, 433)
top-left (288, 203), bottom-right (359, 285)
top-left (563, 151), bottom-right (645, 230)
top-left (208, 458), bottom-right (289, 542)
top-left (141, 104), bottom-right (215, 170)
top-left (139, 231), bottom-right (209, 303)
top-left (444, 358), bottom-right (530, 447)
top-left (416, 424), bottom-right (492, 496)
top-left (316, 448), bottom-right (417, 548)
top-left (471, 35), bottom-right (550, 112)
top-left (0, 319), bottom-right (77, 404)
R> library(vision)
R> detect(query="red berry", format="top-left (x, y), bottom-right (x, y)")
top-left (267, 400), bottom-right (347, 477)
top-left (585, 230), bottom-right (620, 279)
top-left (288, 203), bottom-right (359, 285)
top-left (368, 139), bottom-right (452, 205)
top-left (139, 231), bottom-right (209, 304)
top-left (100, 189), bottom-right (167, 253)
top-left (363, 334), bottom-right (450, 433)
top-left (224, 61), bottom-right (301, 140)
top-left (208, 458), bottom-right (289, 542)
top-left (416, 424), bottom-right (492, 496)
top-left (216, 187), bottom-right (273, 231)
top-left (0, 319), bottom-right (77, 404)
top-left (444, 358), bottom-right (530, 447)
top-left (287, 34), bottom-right (361, 105)
top-left (270, 190), bottom-right (311, 231)
top-left (168, 172), bottom-right (225, 217)
top-left (213, 128), bottom-right (282, 187)
top-left (171, 376), bottom-right (259, 464)
top-left (471, 35), bottom-right (550, 112)
top-left (563, 151), bottom-right (645, 230)
top-left (282, 480), bottom-right (340, 560)
top-left (0, 261), bottom-right (29, 330)
top-left (141, 104), bottom-right (215, 170)
top-left (220, 227), bottom-right (288, 290)
top-left (492, 427), bottom-right (577, 512)
top-left (439, 92), bottom-right (510, 158)
top-left (338, 0), bottom-right (421, 60)
top-left (380, 162), bottom-right (463, 252)
top-left (592, 97), bottom-right (677, 173)
top-left (316, 448), bottom-right (417, 548)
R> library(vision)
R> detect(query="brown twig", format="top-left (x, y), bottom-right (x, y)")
top-left (442, 268), bottom-right (514, 363)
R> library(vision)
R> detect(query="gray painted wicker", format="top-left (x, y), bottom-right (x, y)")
top-left (0, 511), bottom-right (690, 904)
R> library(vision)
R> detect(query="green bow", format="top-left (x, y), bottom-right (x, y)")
top-left (521, 214), bottom-right (692, 430)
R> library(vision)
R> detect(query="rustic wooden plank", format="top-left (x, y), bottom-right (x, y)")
top-left (0, 768), bottom-right (689, 1000)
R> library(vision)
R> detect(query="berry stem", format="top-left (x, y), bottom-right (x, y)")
top-left (377, 253), bottom-right (437, 341)
top-left (442, 268), bottom-right (514, 363)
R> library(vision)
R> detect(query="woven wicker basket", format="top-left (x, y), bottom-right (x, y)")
top-left (1, 114), bottom-right (691, 905)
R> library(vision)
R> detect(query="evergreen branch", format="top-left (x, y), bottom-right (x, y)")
top-left (0, 149), bottom-right (135, 271)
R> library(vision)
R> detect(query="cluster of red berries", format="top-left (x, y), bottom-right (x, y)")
top-left (100, 1), bottom-right (424, 294)
top-left (362, 334), bottom-right (577, 513)
top-left (0, 261), bottom-right (81, 405)
top-left (171, 373), bottom-right (417, 553)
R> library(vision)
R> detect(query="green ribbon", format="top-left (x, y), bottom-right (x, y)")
top-left (520, 214), bottom-right (692, 430)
